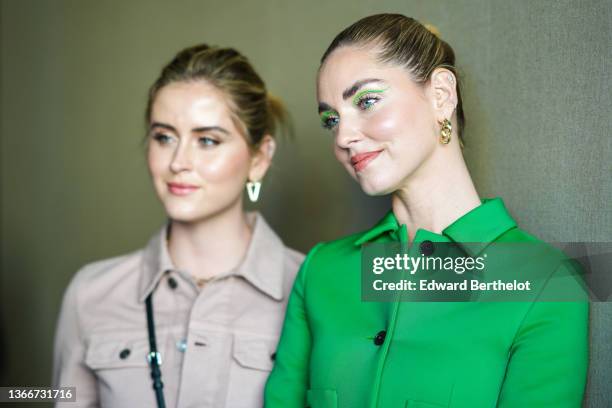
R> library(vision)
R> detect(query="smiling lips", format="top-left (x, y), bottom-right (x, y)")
top-left (167, 182), bottom-right (200, 196)
top-left (350, 150), bottom-right (383, 172)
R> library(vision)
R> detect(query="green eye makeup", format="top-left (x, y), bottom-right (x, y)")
top-left (320, 110), bottom-right (339, 130)
top-left (318, 87), bottom-right (388, 130)
top-left (353, 88), bottom-right (387, 110)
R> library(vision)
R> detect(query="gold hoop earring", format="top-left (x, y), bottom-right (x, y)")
top-left (439, 119), bottom-right (452, 145)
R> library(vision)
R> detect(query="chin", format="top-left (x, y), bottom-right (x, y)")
top-left (358, 179), bottom-right (395, 196)
top-left (355, 170), bottom-right (397, 196)
top-left (162, 194), bottom-right (241, 224)
top-left (162, 202), bottom-right (209, 224)
top-left (165, 211), bottom-right (205, 224)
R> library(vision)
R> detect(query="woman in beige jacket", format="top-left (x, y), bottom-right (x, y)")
top-left (52, 44), bottom-right (303, 408)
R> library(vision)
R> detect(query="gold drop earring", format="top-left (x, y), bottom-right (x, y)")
top-left (439, 118), bottom-right (452, 145)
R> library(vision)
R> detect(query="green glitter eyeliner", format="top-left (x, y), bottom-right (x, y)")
top-left (352, 88), bottom-right (387, 106)
top-left (320, 110), bottom-right (336, 121)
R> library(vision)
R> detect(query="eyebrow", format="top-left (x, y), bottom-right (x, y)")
top-left (150, 122), bottom-right (229, 134)
top-left (342, 78), bottom-right (385, 100)
top-left (318, 78), bottom-right (386, 114)
top-left (318, 102), bottom-right (333, 114)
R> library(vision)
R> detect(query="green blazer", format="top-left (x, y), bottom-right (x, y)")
top-left (264, 198), bottom-right (588, 408)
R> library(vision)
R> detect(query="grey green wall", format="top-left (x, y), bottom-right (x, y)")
top-left (1, 0), bottom-right (610, 406)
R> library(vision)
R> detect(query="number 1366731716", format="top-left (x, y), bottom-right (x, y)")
top-left (0, 387), bottom-right (76, 402)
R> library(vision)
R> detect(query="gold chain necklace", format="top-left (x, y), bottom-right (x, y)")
top-left (192, 276), bottom-right (211, 289)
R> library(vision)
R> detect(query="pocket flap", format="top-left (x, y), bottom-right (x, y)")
top-left (85, 333), bottom-right (163, 370)
top-left (232, 333), bottom-right (276, 371)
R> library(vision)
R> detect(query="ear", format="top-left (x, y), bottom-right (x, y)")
top-left (429, 68), bottom-right (457, 121)
top-left (248, 135), bottom-right (276, 182)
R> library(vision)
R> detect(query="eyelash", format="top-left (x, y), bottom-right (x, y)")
top-left (321, 112), bottom-right (339, 130)
top-left (152, 133), bottom-right (173, 144)
top-left (152, 133), bottom-right (219, 147)
top-left (198, 137), bottom-right (219, 147)
top-left (355, 93), bottom-right (382, 110)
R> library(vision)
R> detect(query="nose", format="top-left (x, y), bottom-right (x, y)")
top-left (335, 121), bottom-right (362, 150)
top-left (169, 142), bottom-right (193, 173)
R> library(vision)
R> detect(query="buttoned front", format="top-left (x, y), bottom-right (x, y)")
top-left (265, 198), bottom-right (589, 408)
top-left (53, 213), bottom-right (303, 408)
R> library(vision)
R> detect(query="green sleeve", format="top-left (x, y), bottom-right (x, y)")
top-left (265, 243), bottom-right (322, 407)
top-left (497, 262), bottom-right (589, 407)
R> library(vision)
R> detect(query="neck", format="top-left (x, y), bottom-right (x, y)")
top-left (392, 145), bottom-right (481, 242)
top-left (167, 199), bottom-right (253, 280)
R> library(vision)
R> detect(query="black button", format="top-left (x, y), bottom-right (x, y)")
top-left (119, 348), bottom-right (131, 359)
top-left (374, 330), bottom-right (386, 346)
top-left (420, 240), bottom-right (435, 256)
top-left (270, 352), bottom-right (276, 361)
top-left (168, 277), bottom-right (178, 289)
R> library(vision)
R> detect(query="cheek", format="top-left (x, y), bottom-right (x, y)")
top-left (333, 143), bottom-right (346, 162)
top-left (333, 143), bottom-right (357, 172)
top-left (364, 101), bottom-right (435, 154)
top-left (146, 144), bottom-right (168, 178)
top-left (195, 145), bottom-right (251, 184)
top-left (362, 106), bottom-right (406, 141)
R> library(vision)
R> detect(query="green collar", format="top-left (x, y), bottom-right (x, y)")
top-left (354, 197), bottom-right (517, 255)
top-left (354, 211), bottom-right (399, 246)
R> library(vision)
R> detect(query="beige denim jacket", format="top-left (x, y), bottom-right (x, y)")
top-left (52, 213), bottom-right (303, 408)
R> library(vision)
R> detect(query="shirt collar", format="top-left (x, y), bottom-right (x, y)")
top-left (442, 197), bottom-right (517, 255)
top-left (354, 210), bottom-right (399, 246)
top-left (234, 212), bottom-right (286, 301)
top-left (138, 212), bottom-right (287, 302)
top-left (354, 197), bottom-right (517, 255)
top-left (139, 224), bottom-right (173, 302)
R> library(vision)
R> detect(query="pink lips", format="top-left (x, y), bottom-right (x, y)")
top-left (167, 182), bottom-right (200, 196)
top-left (350, 150), bottom-right (383, 172)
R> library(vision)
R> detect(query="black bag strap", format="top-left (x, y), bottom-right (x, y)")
top-left (145, 293), bottom-right (166, 408)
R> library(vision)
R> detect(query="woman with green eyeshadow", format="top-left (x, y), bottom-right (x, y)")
top-left (264, 14), bottom-right (588, 408)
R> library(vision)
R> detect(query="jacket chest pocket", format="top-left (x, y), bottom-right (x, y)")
top-left (224, 333), bottom-right (277, 407)
top-left (232, 334), bottom-right (276, 372)
top-left (86, 335), bottom-right (155, 370)
top-left (85, 332), bottom-right (167, 407)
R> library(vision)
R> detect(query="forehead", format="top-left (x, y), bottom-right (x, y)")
top-left (151, 80), bottom-right (235, 124)
top-left (317, 45), bottom-right (416, 100)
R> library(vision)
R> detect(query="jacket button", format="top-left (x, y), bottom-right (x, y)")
top-left (374, 330), bottom-right (386, 346)
top-left (168, 277), bottom-right (178, 289)
top-left (420, 240), bottom-right (435, 256)
top-left (176, 339), bottom-right (187, 352)
top-left (119, 348), bottom-right (131, 359)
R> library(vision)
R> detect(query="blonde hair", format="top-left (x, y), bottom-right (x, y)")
top-left (145, 44), bottom-right (290, 148)
top-left (321, 14), bottom-right (465, 144)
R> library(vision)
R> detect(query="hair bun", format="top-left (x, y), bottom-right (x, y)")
top-left (424, 23), bottom-right (441, 38)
